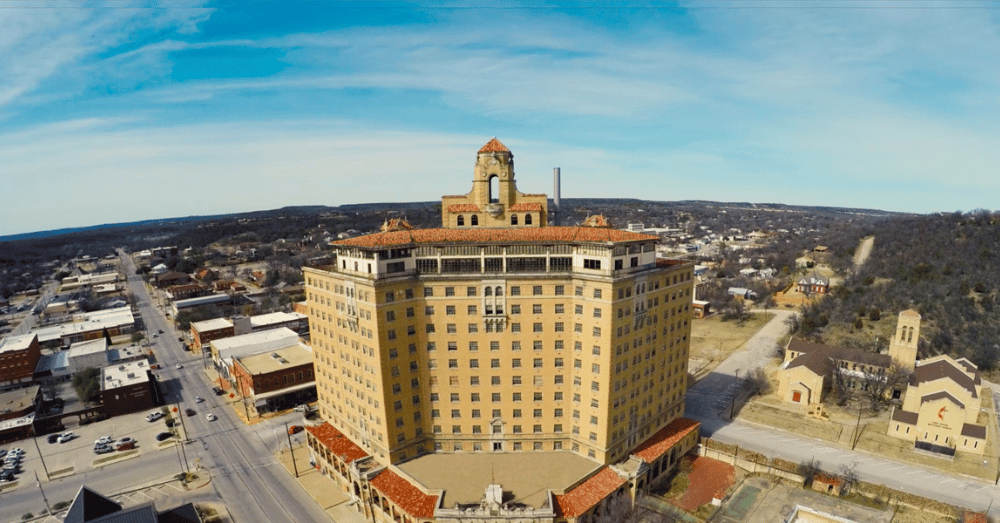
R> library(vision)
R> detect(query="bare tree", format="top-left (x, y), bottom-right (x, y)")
top-left (743, 367), bottom-right (771, 397)
top-left (837, 462), bottom-right (860, 497)
top-left (799, 458), bottom-right (821, 488)
top-left (860, 363), bottom-right (911, 413)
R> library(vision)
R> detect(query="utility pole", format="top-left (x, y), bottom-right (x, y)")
top-left (285, 421), bottom-right (299, 477)
top-left (31, 433), bottom-right (50, 481)
top-left (852, 401), bottom-right (864, 450)
top-left (34, 471), bottom-right (52, 516)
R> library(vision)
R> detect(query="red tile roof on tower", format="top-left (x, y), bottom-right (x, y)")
top-left (553, 467), bottom-right (627, 517)
top-left (478, 137), bottom-right (510, 153)
top-left (333, 227), bottom-right (658, 248)
top-left (305, 423), bottom-right (369, 463)
top-left (632, 418), bottom-right (700, 464)
top-left (447, 204), bottom-right (481, 213)
top-left (370, 468), bottom-right (439, 518)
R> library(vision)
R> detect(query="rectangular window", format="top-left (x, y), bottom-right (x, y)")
top-left (447, 324), bottom-right (457, 333)
top-left (492, 376), bottom-right (501, 385)
top-left (513, 409), bottom-right (522, 418)
top-left (424, 287), bottom-right (434, 297)
top-left (511, 304), bottom-right (521, 314)
top-left (470, 376), bottom-right (480, 385)
top-left (533, 323), bottom-right (543, 332)
top-left (425, 306), bottom-right (434, 315)
top-left (490, 341), bottom-right (500, 351)
top-left (448, 341), bottom-right (457, 351)
top-left (512, 358), bottom-right (522, 368)
top-left (385, 292), bottom-right (395, 303)
top-left (584, 259), bottom-right (601, 269)
top-left (470, 359), bottom-right (479, 368)
top-left (446, 305), bottom-right (456, 315)
top-left (554, 285), bottom-right (564, 295)
top-left (386, 310), bottom-right (396, 321)
top-left (467, 286), bottom-right (477, 296)
top-left (594, 289), bottom-right (602, 299)
top-left (468, 323), bottom-right (478, 333)
top-left (533, 358), bottom-right (543, 368)
top-left (593, 308), bottom-right (602, 318)
top-left (533, 285), bottom-right (543, 296)
top-left (510, 286), bottom-right (520, 296)
top-left (511, 323), bottom-right (521, 333)
top-left (554, 375), bottom-right (564, 384)
top-left (512, 376), bottom-right (522, 385)
top-left (491, 359), bottom-right (501, 368)
top-left (492, 393), bottom-right (501, 402)
top-left (554, 322), bottom-right (564, 332)
top-left (512, 341), bottom-right (521, 351)
top-left (533, 304), bottom-right (543, 314)
top-left (445, 287), bottom-right (455, 297)
top-left (468, 304), bottom-right (477, 314)
top-left (555, 304), bottom-right (565, 314)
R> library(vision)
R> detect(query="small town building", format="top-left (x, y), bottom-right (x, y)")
top-left (33, 306), bottom-right (135, 348)
top-left (0, 333), bottom-right (42, 390)
top-left (231, 343), bottom-right (315, 414)
top-left (64, 485), bottom-right (201, 523)
top-left (101, 359), bottom-right (159, 417)
top-left (796, 273), bottom-right (829, 294)
top-left (190, 317), bottom-right (235, 351)
top-left (209, 327), bottom-right (301, 382)
top-left (170, 293), bottom-right (232, 315)
top-left (0, 385), bottom-right (41, 442)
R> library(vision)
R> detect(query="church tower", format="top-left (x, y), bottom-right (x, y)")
top-left (888, 309), bottom-right (920, 371)
top-left (441, 138), bottom-right (548, 229)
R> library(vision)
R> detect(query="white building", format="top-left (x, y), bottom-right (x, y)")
top-left (209, 327), bottom-right (301, 381)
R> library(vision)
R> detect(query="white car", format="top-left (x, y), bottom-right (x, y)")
top-left (175, 363), bottom-right (183, 369)
top-left (95, 436), bottom-right (113, 446)
top-left (57, 432), bottom-right (76, 443)
top-left (195, 396), bottom-right (204, 403)
top-left (206, 413), bottom-right (217, 421)
top-left (146, 411), bottom-right (164, 422)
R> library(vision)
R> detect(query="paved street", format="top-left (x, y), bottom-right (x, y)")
top-left (1, 251), bottom-right (329, 523)
top-left (685, 309), bottom-right (1000, 519)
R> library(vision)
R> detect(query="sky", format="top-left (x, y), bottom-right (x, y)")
top-left (2, 1), bottom-right (1000, 237)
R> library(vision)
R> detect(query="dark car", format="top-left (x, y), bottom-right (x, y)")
top-left (212, 387), bottom-right (225, 396)
top-left (0, 470), bottom-right (15, 482)
top-left (47, 434), bottom-right (60, 444)
top-left (185, 408), bottom-right (196, 417)
top-left (155, 432), bottom-right (173, 442)
top-left (287, 425), bottom-right (304, 435)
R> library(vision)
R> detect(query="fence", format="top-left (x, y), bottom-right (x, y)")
top-left (699, 437), bottom-right (966, 520)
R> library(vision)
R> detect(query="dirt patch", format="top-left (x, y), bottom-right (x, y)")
top-left (670, 456), bottom-right (735, 512)
top-left (891, 505), bottom-right (957, 523)
top-left (690, 313), bottom-right (774, 376)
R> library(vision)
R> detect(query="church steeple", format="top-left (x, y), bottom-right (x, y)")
top-left (889, 309), bottom-right (920, 371)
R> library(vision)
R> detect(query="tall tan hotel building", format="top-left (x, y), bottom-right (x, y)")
top-left (303, 139), bottom-right (699, 522)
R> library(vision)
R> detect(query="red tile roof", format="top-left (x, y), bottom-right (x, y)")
top-left (333, 227), bottom-right (659, 248)
top-left (370, 468), bottom-right (439, 518)
top-left (900, 309), bottom-right (921, 318)
top-left (305, 423), bottom-right (369, 464)
top-left (632, 418), bottom-right (700, 464)
top-left (553, 467), bottom-right (627, 517)
top-left (447, 204), bottom-right (481, 212)
top-left (509, 203), bottom-right (542, 211)
top-left (478, 138), bottom-right (510, 153)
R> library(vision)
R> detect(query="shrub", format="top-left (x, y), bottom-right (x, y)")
top-left (868, 307), bottom-right (881, 321)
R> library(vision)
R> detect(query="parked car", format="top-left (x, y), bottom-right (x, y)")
top-left (158, 329), bottom-right (164, 334)
top-left (114, 438), bottom-right (136, 450)
top-left (212, 387), bottom-right (225, 396)
top-left (206, 413), bottom-right (217, 421)
top-left (0, 469), bottom-right (14, 482)
top-left (47, 433), bottom-right (61, 444)
top-left (95, 436), bottom-right (113, 446)
top-left (146, 411), bottom-right (164, 422)
top-left (178, 337), bottom-right (183, 342)
top-left (175, 363), bottom-right (183, 369)
top-left (93, 445), bottom-right (114, 454)
top-left (195, 396), bottom-right (204, 403)
top-left (287, 425), bottom-right (303, 435)
top-left (57, 432), bottom-right (77, 443)
top-left (155, 432), bottom-right (173, 442)
top-left (293, 405), bottom-right (309, 413)
top-left (153, 333), bottom-right (158, 338)
top-left (150, 364), bottom-right (161, 369)
top-left (185, 408), bottom-right (196, 417)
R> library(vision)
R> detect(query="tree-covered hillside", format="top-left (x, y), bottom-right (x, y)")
top-left (799, 211), bottom-right (1000, 371)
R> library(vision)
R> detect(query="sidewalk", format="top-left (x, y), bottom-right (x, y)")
top-left (276, 444), bottom-right (367, 523)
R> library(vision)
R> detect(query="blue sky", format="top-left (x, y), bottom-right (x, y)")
top-left (3, 1), bottom-right (1000, 236)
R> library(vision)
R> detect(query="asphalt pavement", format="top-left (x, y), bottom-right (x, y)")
top-left (685, 308), bottom-right (1000, 519)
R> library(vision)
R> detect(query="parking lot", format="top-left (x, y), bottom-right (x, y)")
top-left (3, 400), bottom-right (184, 487)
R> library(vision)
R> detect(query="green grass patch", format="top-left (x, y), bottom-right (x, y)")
top-left (663, 472), bottom-right (690, 499)
top-left (840, 491), bottom-right (887, 510)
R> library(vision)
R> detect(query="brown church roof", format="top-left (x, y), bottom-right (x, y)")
top-left (478, 137), bottom-right (510, 153)
top-left (891, 409), bottom-right (918, 425)
top-left (961, 423), bottom-right (986, 439)
top-left (333, 226), bottom-right (658, 248)
top-left (913, 359), bottom-right (978, 398)
top-left (920, 390), bottom-right (965, 408)
top-left (787, 351), bottom-right (833, 377)
top-left (786, 339), bottom-right (891, 369)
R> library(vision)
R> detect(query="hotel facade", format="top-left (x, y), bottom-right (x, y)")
top-left (303, 139), bottom-right (699, 522)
